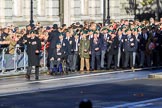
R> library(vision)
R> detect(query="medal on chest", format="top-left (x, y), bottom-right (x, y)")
top-left (85, 42), bottom-right (87, 46)
top-left (32, 41), bottom-right (37, 45)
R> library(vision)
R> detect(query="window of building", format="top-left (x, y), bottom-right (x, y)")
top-left (81, 0), bottom-right (89, 15)
top-left (37, 0), bottom-right (45, 16)
top-left (101, 0), bottom-right (103, 14)
top-left (13, 0), bottom-right (22, 16)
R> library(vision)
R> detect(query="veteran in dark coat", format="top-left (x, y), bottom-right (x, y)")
top-left (47, 24), bottom-right (60, 69)
top-left (25, 30), bottom-right (41, 80)
top-left (107, 32), bottom-right (119, 70)
top-left (90, 31), bottom-right (102, 70)
top-left (123, 28), bottom-right (137, 70)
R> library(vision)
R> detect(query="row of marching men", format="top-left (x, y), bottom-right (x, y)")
top-left (47, 26), bottom-right (156, 74)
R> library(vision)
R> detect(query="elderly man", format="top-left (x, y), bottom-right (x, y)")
top-left (79, 31), bottom-right (90, 73)
top-left (25, 30), bottom-right (41, 80)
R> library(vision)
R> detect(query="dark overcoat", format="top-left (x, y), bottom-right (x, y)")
top-left (26, 36), bottom-right (41, 66)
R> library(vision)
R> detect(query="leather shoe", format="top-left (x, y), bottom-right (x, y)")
top-left (35, 77), bottom-right (39, 80)
top-left (25, 75), bottom-right (30, 80)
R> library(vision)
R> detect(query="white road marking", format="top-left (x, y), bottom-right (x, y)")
top-left (104, 97), bottom-right (162, 108)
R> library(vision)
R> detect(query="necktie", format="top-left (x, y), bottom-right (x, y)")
top-left (75, 39), bottom-right (78, 51)
top-left (145, 34), bottom-right (147, 40)
top-left (104, 34), bottom-right (107, 40)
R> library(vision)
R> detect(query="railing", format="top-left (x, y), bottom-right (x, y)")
top-left (0, 44), bottom-right (47, 75)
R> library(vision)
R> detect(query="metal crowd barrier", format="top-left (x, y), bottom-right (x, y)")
top-left (0, 44), bottom-right (47, 75)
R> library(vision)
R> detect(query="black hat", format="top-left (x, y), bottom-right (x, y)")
top-left (53, 24), bottom-right (58, 29)
top-left (66, 29), bottom-right (70, 33)
top-left (142, 27), bottom-right (147, 30)
top-left (29, 30), bottom-right (36, 34)
top-left (46, 26), bottom-right (51, 30)
top-left (93, 31), bottom-right (99, 34)
top-left (88, 29), bottom-right (93, 32)
top-left (133, 28), bottom-right (138, 32)
top-left (82, 30), bottom-right (88, 34)
top-left (118, 28), bottom-right (122, 31)
top-left (59, 33), bottom-right (64, 36)
top-left (125, 28), bottom-right (132, 32)
top-left (76, 22), bottom-right (80, 26)
top-left (102, 28), bottom-right (108, 31)
top-left (62, 24), bottom-right (66, 28)
top-left (56, 42), bottom-right (61, 45)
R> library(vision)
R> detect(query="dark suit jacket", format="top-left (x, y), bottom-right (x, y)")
top-left (53, 48), bottom-right (65, 62)
top-left (65, 37), bottom-right (74, 55)
top-left (72, 38), bottom-right (80, 51)
top-left (123, 35), bottom-right (138, 52)
top-left (90, 37), bottom-right (102, 55)
top-left (47, 30), bottom-right (60, 49)
top-left (139, 32), bottom-right (150, 51)
top-left (108, 36), bottom-right (119, 55)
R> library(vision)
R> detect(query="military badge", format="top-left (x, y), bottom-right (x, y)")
top-left (57, 52), bottom-right (61, 55)
top-left (130, 38), bottom-right (134, 42)
top-left (32, 41), bottom-right (37, 45)
top-left (70, 41), bottom-right (72, 44)
top-left (63, 43), bottom-right (65, 46)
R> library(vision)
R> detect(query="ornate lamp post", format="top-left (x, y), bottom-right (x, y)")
top-left (156, 0), bottom-right (160, 20)
top-left (30, 0), bottom-right (34, 26)
top-left (134, 0), bottom-right (137, 20)
top-left (103, 0), bottom-right (106, 26)
top-left (107, 0), bottom-right (110, 24)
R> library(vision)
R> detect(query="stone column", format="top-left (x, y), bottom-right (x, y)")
top-left (109, 0), bottom-right (121, 21)
top-left (0, 0), bottom-right (5, 26)
top-left (64, 0), bottom-right (71, 26)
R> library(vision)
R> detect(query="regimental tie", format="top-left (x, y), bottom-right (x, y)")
top-left (104, 34), bottom-right (107, 40)
top-left (75, 39), bottom-right (78, 51)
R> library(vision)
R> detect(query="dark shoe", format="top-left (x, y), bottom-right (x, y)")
top-left (97, 68), bottom-right (101, 70)
top-left (101, 67), bottom-right (105, 70)
top-left (139, 65), bottom-right (143, 68)
top-left (35, 77), bottom-right (39, 80)
top-left (90, 69), bottom-right (94, 71)
top-left (122, 67), bottom-right (127, 70)
top-left (107, 67), bottom-right (110, 70)
top-left (25, 75), bottom-right (30, 80)
top-left (114, 67), bottom-right (117, 71)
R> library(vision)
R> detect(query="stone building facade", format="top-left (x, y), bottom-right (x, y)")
top-left (0, 0), bottom-right (161, 27)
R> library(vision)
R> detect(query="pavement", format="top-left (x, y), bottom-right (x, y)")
top-left (0, 68), bottom-right (162, 108)
top-left (148, 72), bottom-right (162, 78)
top-left (0, 66), bottom-right (162, 78)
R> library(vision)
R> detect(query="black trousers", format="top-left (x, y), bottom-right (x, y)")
top-left (124, 51), bottom-right (133, 68)
top-left (91, 54), bottom-right (101, 70)
top-left (27, 66), bottom-right (39, 79)
top-left (107, 54), bottom-right (117, 69)
top-left (72, 51), bottom-right (79, 71)
top-left (67, 54), bottom-right (73, 71)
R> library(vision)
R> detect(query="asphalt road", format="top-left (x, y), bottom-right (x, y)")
top-left (0, 69), bottom-right (162, 108)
